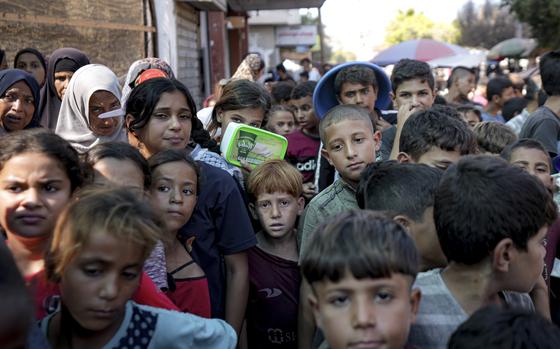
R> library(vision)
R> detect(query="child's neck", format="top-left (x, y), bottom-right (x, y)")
top-left (441, 261), bottom-right (503, 315)
top-left (485, 102), bottom-right (500, 116)
top-left (6, 234), bottom-right (49, 277)
top-left (302, 127), bottom-right (319, 138)
top-left (257, 230), bottom-right (298, 262)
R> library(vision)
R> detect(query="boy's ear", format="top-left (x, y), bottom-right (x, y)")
top-left (390, 91), bottom-right (398, 108)
top-left (297, 196), bottom-right (305, 215)
top-left (393, 215), bottom-right (412, 232)
top-left (409, 288), bottom-right (422, 323)
top-left (373, 130), bottom-right (382, 152)
top-left (308, 292), bottom-right (323, 329)
top-left (397, 152), bottom-right (412, 164)
top-left (492, 238), bottom-right (515, 273)
top-left (321, 148), bottom-right (334, 166)
top-left (248, 203), bottom-right (258, 220)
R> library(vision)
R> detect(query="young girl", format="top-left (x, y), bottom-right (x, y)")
top-left (265, 104), bottom-right (297, 136)
top-left (0, 129), bottom-right (178, 319)
top-left (41, 187), bottom-right (236, 348)
top-left (55, 64), bottom-right (126, 153)
top-left (126, 78), bottom-right (256, 335)
top-left (148, 149), bottom-right (210, 317)
top-left (207, 79), bottom-right (271, 142)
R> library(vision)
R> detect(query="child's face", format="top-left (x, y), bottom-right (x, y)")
top-left (463, 111), bottom-right (480, 129)
top-left (406, 146), bottom-right (462, 171)
top-left (322, 119), bottom-right (380, 186)
top-left (503, 225), bottom-right (548, 293)
top-left (405, 207), bottom-right (447, 271)
top-left (509, 147), bottom-right (553, 190)
top-left (392, 79), bottom-right (435, 111)
top-left (149, 161), bottom-right (197, 234)
top-left (267, 110), bottom-right (296, 136)
top-left (218, 107), bottom-right (265, 132)
top-left (253, 191), bottom-right (304, 239)
top-left (93, 158), bottom-right (145, 195)
top-left (338, 83), bottom-right (377, 114)
top-left (310, 272), bottom-right (420, 349)
top-left (455, 73), bottom-right (476, 97)
top-left (59, 231), bottom-right (144, 334)
top-left (291, 96), bottom-right (318, 132)
top-left (0, 152), bottom-right (72, 240)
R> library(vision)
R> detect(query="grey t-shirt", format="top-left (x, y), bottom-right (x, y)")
top-left (407, 269), bottom-right (535, 349)
top-left (519, 106), bottom-right (560, 157)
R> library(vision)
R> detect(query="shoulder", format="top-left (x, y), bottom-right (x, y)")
top-left (502, 291), bottom-right (535, 312)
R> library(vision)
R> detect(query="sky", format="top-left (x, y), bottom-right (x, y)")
top-left (310, 0), bottom-right (487, 60)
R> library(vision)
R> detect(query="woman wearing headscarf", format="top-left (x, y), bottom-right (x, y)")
top-left (39, 47), bottom-right (89, 129)
top-left (55, 64), bottom-right (126, 153)
top-left (231, 53), bottom-right (265, 82)
top-left (13, 48), bottom-right (47, 87)
top-left (0, 69), bottom-right (41, 135)
top-left (121, 57), bottom-right (175, 109)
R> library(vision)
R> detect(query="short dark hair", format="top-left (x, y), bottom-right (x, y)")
top-left (500, 138), bottom-right (551, 167)
top-left (502, 97), bottom-right (528, 121)
top-left (456, 104), bottom-right (482, 121)
top-left (447, 66), bottom-right (476, 89)
top-left (334, 65), bottom-right (377, 96)
top-left (430, 104), bottom-right (465, 122)
top-left (271, 82), bottom-right (294, 104)
top-left (400, 108), bottom-right (477, 160)
top-left (319, 104), bottom-right (374, 144)
top-left (448, 305), bottom-right (560, 349)
top-left (276, 63), bottom-right (287, 73)
top-left (0, 129), bottom-right (83, 193)
top-left (473, 122), bottom-right (517, 154)
top-left (147, 149), bottom-right (201, 195)
top-left (301, 210), bottom-right (419, 285)
top-left (291, 80), bottom-right (317, 100)
top-left (486, 77), bottom-right (513, 101)
top-left (84, 142), bottom-right (151, 189)
top-left (435, 155), bottom-right (557, 265)
top-left (300, 57), bottom-right (311, 65)
top-left (539, 50), bottom-right (560, 96)
top-left (356, 161), bottom-right (443, 221)
top-left (391, 59), bottom-right (435, 93)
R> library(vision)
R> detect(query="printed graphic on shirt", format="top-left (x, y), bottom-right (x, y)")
top-left (115, 305), bottom-right (158, 349)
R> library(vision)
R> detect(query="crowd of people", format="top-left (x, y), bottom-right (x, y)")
top-left (2, 44), bottom-right (560, 349)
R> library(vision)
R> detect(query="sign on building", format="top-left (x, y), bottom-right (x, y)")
top-left (276, 25), bottom-right (317, 47)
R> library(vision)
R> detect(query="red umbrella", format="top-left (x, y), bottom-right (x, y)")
top-left (372, 39), bottom-right (468, 66)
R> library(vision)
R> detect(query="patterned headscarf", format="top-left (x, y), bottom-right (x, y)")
top-left (121, 57), bottom-right (175, 108)
top-left (231, 53), bottom-right (264, 82)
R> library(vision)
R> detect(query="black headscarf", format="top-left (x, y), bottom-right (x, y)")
top-left (0, 69), bottom-right (41, 130)
top-left (38, 48), bottom-right (89, 129)
top-left (13, 48), bottom-right (47, 73)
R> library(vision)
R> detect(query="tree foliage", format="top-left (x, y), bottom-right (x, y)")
top-left (384, 9), bottom-right (458, 45)
top-left (503, 0), bottom-right (560, 49)
top-left (457, 0), bottom-right (525, 49)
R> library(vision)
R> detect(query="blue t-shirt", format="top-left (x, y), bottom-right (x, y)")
top-left (481, 111), bottom-right (506, 123)
top-left (179, 162), bottom-right (256, 318)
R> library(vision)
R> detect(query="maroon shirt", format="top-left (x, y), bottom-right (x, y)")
top-left (247, 246), bottom-right (301, 349)
top-left (546, 218), bottom-right (560, 285)
top-left (285, 130), bottom-right (320, 183)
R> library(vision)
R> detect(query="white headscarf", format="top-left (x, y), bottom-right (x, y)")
top-left (55, 64), bottom-right (126, 153)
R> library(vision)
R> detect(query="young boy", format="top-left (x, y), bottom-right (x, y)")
top-left (481, 76), bottom-right (515, 123)
top-left (473, 121), bottom-right (517, 154)
top-left (246, 160), bottom-right (305, 349)
top-left (301, 210), bottom-right (421, 349)
top-left (388, 59), bottom-right (437, 160)
top-left (285, 81), bottom-right (320, 198)
top-left (407, 155), bottom-right (557, 348)
top-left (520, 50), bottom-right (560, 158)
top-left (448, 306), bottom-right (560, 349)
top-left (356, 161), bottom-right (447, 271)
top-left (397, 108), bottom-right (478, 170)
top-left (298, 104), bottom-right (380, 348)
top-left (445, 66), bottom-right (477, 105)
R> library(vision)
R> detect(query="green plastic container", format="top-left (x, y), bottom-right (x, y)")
top-left (220, 123), bottom-right (288, 169)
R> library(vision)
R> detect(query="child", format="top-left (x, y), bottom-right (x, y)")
top-left (481, 76), bottom-right (515, 123)
top-left (299, 104), bottom-right (380, 254)
top-left (448, 306), bottom-right (560, 349)
top-left (265, 104), bottom-right (296, 136)
top-left (473, 121), bottom-right (517, 154)
top-left (301, 210), bottom-right (421, 349)
top-left (396, 108), bottom-right (477, 170)
top-left (388, 59), bottom-right (437, 160)
top-left (297, 104), bottom-right (380, 348)
top-left (148, 149), bottom-right (211, 318)
top-left (519, 50), bottom-right (560, 158)
top-left (286, 81), bottom-right (320, 198)
top-left (271, 82), bottom-right (294, 105)
top-left (445, 66), bottom-right (477, 105)
top-left (407, 155), bottom-right (557, 348)
top-left (356, 161), bottom-right (446, 271)
top-left (456, 104), bottom-right (482, 129)
top-left (42, 188), bottom-right (236, 348)
top-left (245, 160), bottom-right (305, 348)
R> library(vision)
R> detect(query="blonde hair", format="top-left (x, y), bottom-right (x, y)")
top-left (247, 159), bottom-right (303, 200)
top-left (45, 187), bottom-right (162, 281)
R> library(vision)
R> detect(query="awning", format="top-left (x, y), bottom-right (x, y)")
top-left (228, 0), bottom-right (325, 11)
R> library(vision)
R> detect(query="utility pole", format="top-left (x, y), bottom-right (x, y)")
top-left (318, 5), bottom-right (325, 64)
